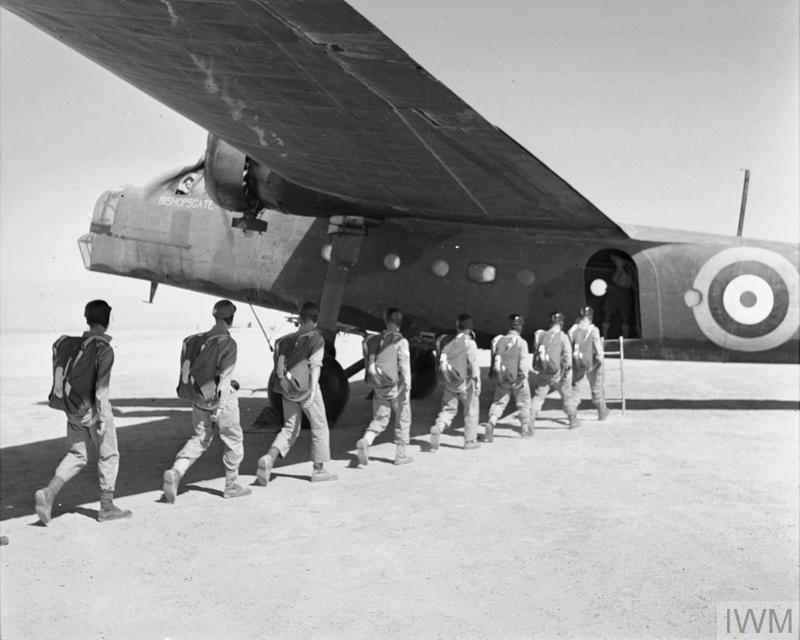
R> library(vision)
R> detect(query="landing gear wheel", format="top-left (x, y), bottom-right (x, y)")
top-left (268, 354), bottom-right (349, 427)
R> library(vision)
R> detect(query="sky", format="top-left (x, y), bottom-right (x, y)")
top-left (1, 0), bottom-right (798, 333)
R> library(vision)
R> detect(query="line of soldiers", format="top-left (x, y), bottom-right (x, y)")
top-left (34, 299), bottom-right (608, 524)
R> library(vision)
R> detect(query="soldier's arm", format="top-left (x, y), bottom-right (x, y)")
top-left (94, 344), bottom-right (115, 430)
top-left (216, 339), bottom-right (237, 396)
top-left (490, 336), bottom-right (501, 373)
top-left (468, 341), bottom-right (480, 381)
top-left (561, 335), bottom-right (572, 371)
top-left (398, 339), bottom-right (411, 390)
top-left (593, 327), bottom-right (605, 364)
top-left (308, 338), bottom-right (324, 391)
top-left (519, 338), bottom-right (531, 378)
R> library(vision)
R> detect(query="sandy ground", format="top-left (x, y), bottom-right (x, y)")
top-left (0, 327), bottom-right (798, 640)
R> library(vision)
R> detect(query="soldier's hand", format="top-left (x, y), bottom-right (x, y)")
top-left (301, 393), bottom-right (315, 409)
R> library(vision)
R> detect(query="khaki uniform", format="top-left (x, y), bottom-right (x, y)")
top-left (487, 330), bottom-right (531, 431)
top-left (172, 323), bottom-right (244, 482)
top-left (363, 329), bottom-right (412, 446)
top-left (433, 331), bottom-right (480, 443)
top-left (269, 327), bottom-right (331, 463)
top-left (53, 328), bottom-right (120, 492)
top-left (568, 321), bottom-right (608, 417)
top-left (530, 328), bottom-right (578, 425)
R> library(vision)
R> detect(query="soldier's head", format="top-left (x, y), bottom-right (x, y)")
top-left (508, 313), bottom-right (524, 331)
top-left (384, 307), bottom-right (402, 329)
top-left (84, 300), bottom-right (111, 329)
top-left (549, 311), bottom-right (565, 328)
top-left (578, 306), bottom-right (594, 322)
top-left (212, 299), bottom-right (237, 326)
top-left (456, 313), bottom-right (473, 332)
top-left (298, 302), bottom-right (320, 326)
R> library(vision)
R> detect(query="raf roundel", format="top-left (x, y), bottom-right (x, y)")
top-left (687, 247), bottom-right (800, 352)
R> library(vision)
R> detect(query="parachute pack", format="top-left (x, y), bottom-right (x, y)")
top-left (363, 331), bottom-right (403, 399)
top-left (534, 329), bottom-right (565, 377)
top-left (48, 334), bottom-right (110, 415)
top-left (437, 333), bottom-right (473, 392)
top-left (274, 330), bottom-right (324, 402)
top-left (492, 333), bottom-right (526, 385)
top-left (571, 326), bottom-right (598, 373)
top-left (176, 332), bottom-right (228, 405)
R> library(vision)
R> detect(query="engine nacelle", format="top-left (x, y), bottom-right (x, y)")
top-left (204, 133), bottom-right (286, 213)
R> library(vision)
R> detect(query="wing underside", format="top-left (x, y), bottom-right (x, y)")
top-left (3, 0), bottom-right (626, 237)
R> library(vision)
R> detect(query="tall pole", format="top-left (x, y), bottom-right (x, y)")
top-left (736, 169), bottom-right (750, 237)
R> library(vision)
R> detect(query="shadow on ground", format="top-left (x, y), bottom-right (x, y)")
top-left (3, 378), bottom-right (797, 521)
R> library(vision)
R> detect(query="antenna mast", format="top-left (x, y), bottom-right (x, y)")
top-left (736, 169), bottom-right (750, 237)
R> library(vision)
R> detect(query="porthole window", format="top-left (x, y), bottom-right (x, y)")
top-left (383, 253), bottom-right (401, 271)
top-left (516, 269), bottom-right (535, 286)
top-left (468, 263), bottom-right (496, 284)
top-left (590, 278), bottom-right (607, 296)
top-left (431, 259), bottom-right (450, 277)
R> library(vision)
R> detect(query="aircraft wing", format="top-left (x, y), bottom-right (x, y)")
top-left (3, 0), bottom-right (626, 237)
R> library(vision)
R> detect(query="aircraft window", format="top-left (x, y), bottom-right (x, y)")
top-left (383, 253), bottom-right (401, 271)
top-left (590, 278), bottom-right (608, 296)
top-left (175, 173), bottom-right (197, 195)
top-left (516, 269), bottom-right (536, 286)
top-left (92, 190), bottom-right (120, 227)
top-left (77, 233), bottom-right (93, 269)
top-left (468, 263), bottom-right (496, 284)
top-left (431, 259), bottom-right (449, 277)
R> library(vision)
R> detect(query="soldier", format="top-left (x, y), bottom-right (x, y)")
top-left (162, 299), bottom-right (251, 502)
top-left (429, 313), bottom-right (481, 450)
top-left (530, 311), bottom-right (581, 430)
top-left (569, 306), bottom-right (609, 421)
top-left (257, 302), bottom-right (337, 484)
top-left (355, 308), bottom-right (413, 466)
top-left (35, 300), bottom-right (132, 524)
top-left (484, 313), bottom-right (532, 441)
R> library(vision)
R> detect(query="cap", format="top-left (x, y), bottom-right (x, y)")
top-left (212, 299), bottom-right (237, 320)
top-left (508, 313), bottom-right (524, 329)
top-left (578, 306), bottom-right (594, 320)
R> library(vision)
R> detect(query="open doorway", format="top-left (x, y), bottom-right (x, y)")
top-left (584, 249), bottom-right (640, 339)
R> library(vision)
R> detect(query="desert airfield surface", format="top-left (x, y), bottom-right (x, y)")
top-left (0, 327), bottom-right (798, 640)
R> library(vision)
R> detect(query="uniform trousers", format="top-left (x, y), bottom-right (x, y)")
top-left (271, 390), bottom-right (330, 463)
top-left (173, 386), bottom-right (243, 480)
top-left (365, 391), bottom-right (411, 445)
top-left (54, 413), bottom-right (120, 492)
top-left (434, 384), bottom-right (479, 442)
top-left (530, 373), bottom-right (578, 421)
top-left (488, 379), bottom-right (531, 428)
top-left (571, 364), bottom-right (606, 411)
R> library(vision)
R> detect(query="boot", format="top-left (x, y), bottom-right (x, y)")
top-left (464, 440), bottom-right (481, 450)
top-left (162, 468), bottom-right (181, 503)
top-left (598, 406), bottom-right (610, 421)
top-left (98, 491), bottom-right (132, 522)
top-left (429, 424), bottom-right (443, 451)
top-left (483, 421), bottom-right (495, 443)
top-left (310, 465), bottom-right (338, 483)
top-left (568, 415), bottom-right (582, 429)
top-left (223, 478), bottom-right (252, 499)
top-left (356, 438), bottom-right (370, 466)
top-left (394, 444), bottom-right (413, 466)
top-left (34, 477), bottom-right (65, 525)
top-left (256, 454), bottom-right (273, 487)
top-left (520, 424), bottom-right (534, 438)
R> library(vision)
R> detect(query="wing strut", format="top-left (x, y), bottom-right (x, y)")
top-left (317, 216), bottom-right (367, 346)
